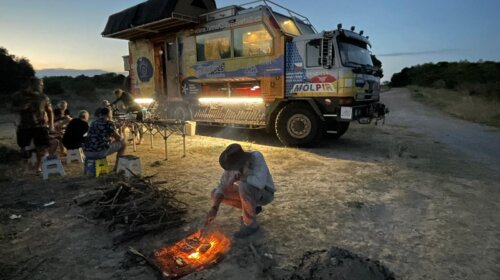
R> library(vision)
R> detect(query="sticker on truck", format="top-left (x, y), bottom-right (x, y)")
top-left (291, 83), bottom-right (336, 96)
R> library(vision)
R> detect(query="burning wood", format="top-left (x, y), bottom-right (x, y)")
top-left (75, 175), bottom-right (187, 244)
top-left (153, 230), bottom-right (231, 278)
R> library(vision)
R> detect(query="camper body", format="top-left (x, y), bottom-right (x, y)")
top-left (103, 0), bottom-right (386, 146)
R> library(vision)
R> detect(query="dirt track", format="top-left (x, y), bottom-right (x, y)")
top-left (0, 88), bottom-right (499, 279)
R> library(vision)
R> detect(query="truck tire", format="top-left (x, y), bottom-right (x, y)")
top-left (168, 103), bottom-right (191, 121)
top-left (275, 103), bottom-right (322, 146)
top-left (325, 121), bottom-right (350, 139)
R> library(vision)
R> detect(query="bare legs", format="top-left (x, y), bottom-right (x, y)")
top-left (114, 138), bottom-right (127, 168)
top-left (35, 138), bottom-right (59, 172)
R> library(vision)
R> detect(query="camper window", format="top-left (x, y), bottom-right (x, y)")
top-left (233, 24), bottom-right (273, 57)
top-left (196, 30), bottom-right (231, 61)
top-left (274, 14), bottom-right (301, 36)
top-left (306, 39), bottom-right (321, 67)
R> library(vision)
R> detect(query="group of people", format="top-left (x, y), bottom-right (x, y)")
top-left (12, 77), bottom-right (275, 238)
top-left (12, 77), bottom-right (135, 173)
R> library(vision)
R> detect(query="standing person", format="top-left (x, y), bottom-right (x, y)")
top-left (82, 107), bottom-right (126, 168)
top-left (62, 110), bottom-right (89, 150)
top-left (11, 77), bottom-right (59, 173)
top-left (205, 143), bottom-right (276, 238)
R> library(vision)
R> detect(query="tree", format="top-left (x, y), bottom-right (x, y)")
top-left (371, 54), bottom-right (382, 68)
top-left (0, 47), bottom-right (35, 94)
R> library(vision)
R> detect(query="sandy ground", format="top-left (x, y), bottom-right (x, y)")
top-left (0, 88), bottom-right (499, 279)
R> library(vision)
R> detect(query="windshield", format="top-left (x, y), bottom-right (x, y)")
top-left (338, 39), bottom-right (373, 67)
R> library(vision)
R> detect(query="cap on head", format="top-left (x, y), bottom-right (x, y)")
top-left (219, 143), bottom-right (251, 171)
top-left (114, 89), bottom-right (123, 96)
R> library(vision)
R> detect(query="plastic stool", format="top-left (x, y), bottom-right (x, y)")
top-left (66, 148), bottom-right (84, 164)
top-left (42, 157), bottom-right (65, 180)
top-left (84, 158), bottom-right (110, 177)
top-left (116, 155), bottom-right (142, 178)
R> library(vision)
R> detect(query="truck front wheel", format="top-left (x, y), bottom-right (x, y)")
top-left (325, 121), bottom-right (350, 139)
top-left (275, 103), bottom-right (322, 146)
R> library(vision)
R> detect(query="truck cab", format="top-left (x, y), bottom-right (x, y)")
top-left (279, 27), bottom-right (385, 144)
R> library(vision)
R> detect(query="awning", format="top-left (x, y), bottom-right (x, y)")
top-left (102, 0), bottom-right (216, 40)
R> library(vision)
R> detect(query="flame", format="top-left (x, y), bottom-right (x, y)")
top-left (188, 252), bottom-right (201, 259)
top-left (153, 230), bottom-right (231, 277)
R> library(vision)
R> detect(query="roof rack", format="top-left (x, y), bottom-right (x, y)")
top-left (238, 0), bottom-right (317, 34)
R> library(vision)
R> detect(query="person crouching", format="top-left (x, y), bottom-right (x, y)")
top-left (205, 143), bottom-right (276, 238)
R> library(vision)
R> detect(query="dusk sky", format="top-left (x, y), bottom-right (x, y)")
top-left (1, 0), bottom-right (499, 81)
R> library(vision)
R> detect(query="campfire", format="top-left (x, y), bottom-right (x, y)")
top-left (153, 230), bottom-right (231, 278)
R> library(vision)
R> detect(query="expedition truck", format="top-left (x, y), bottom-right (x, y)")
top-left (102, 0), bottom-right (387, 146)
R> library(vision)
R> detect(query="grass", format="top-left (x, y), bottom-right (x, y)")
top-left (409, 86), bottom-right (500, 128)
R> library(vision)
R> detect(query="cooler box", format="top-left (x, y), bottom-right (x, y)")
top-left (185, 121), bottom-right (196, 136)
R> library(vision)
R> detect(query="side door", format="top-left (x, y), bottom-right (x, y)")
top-left (165, 37), bottom-right (181, 101)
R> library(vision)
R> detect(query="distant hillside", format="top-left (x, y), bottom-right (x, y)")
top-left (36, 68), bottom-right (111, 77)
top-left (390, 61), bottom-right (500, 99)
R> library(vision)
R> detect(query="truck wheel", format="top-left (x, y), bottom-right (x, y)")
top-left (325, 121), bottom-right (350, 139)
top-left (275, 103), bottom-right (322, 146)
top-left (168, 104), bottom-right (191, 121)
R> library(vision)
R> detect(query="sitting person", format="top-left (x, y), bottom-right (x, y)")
top-left (54, 100), bottom-right (71, 122)
top-left (53, 100), bottom-right (72, 155)
top-left (82, 107), bottom-right (126, 168)
top-left (94, 100), bottom-right (111, 119)
top-left (62, 110), bottom-right (89, 150)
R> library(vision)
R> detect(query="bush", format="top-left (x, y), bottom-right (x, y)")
top-left (390, 61), bottom-right (500, 99)
top-left (43, 78), bottom-right (65, 95)
top-left (73, 76), bottom-right (96, 95)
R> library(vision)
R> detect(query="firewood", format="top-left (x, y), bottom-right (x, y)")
top-left (78, 175), bottom-right (187, 244)
top-left (73, 191), bottom-right (104, 206)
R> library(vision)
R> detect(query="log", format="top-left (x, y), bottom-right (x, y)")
top-left (73, 191), bottom-right (104, 206)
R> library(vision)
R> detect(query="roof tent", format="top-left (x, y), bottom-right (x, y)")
top-left (102, 0), bottom-right (217, 40)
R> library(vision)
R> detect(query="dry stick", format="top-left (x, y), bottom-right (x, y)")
top-left (76, 214), bottom-right (97, 224)
top-left (127, 247), bottom-right (165, 278)
top-left (99, 185), bottom-right (123, 205)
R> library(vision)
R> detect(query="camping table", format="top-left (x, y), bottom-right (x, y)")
top-left (136, 119), bottom-right (187, 160)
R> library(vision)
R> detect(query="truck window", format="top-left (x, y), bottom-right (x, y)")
top-left (233, 24), bottom-right (273, 57)
top-left (306, 39), bottom-right (321, 67)
top-left (196, 30), bottom-right (231, 61)
top-left (274, 14), bottom-right (301, 36)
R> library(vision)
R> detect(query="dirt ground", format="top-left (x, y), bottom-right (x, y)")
top-left (0, 88), bottom-right (499, 279)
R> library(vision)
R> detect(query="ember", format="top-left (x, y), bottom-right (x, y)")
top-left (154, 230), bottom-right (231, 278)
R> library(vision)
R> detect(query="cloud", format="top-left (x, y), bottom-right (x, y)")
top-left (377, 49), bottom-right (458, 57)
